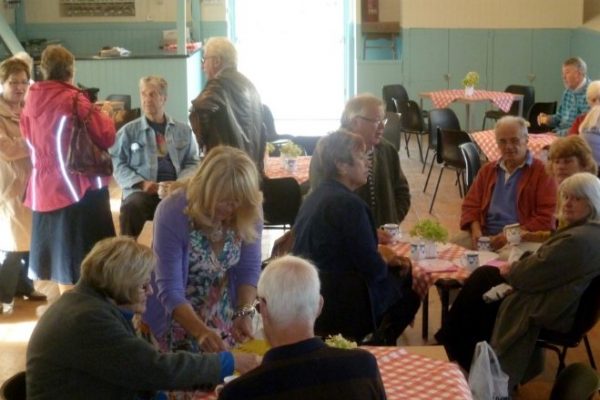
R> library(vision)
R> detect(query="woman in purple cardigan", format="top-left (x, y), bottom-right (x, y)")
top-left (142, 146), bottom-right (263, 353)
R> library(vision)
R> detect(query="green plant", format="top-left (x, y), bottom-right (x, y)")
top-left (325, 334), bottom-right (357, 349)
top-left (266, 142), bottom-right (275, 155)
top-left (462, 71), bottom-right (480, 87)
top-left (280, 141), bottom-right (303, 158)
top-left (409, 219), bottom-right (449, 242)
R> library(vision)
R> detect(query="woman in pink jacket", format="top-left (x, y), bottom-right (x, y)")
top-left (20, 45), bottom-right (116, 294)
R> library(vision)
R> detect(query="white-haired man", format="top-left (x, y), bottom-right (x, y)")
top-left (219, 255), bottom-right (386, 400)
top-left (189, 37), bottom-right (265, 173)
top-left (538, 57), bottom-right (590, 136)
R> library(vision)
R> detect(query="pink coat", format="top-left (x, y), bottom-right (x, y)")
top-left (20, 81), bottom-right (115, 212)
top-left (460, 157), bottom-right (557, 233)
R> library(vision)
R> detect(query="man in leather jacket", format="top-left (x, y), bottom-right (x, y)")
top-left (189, 37), bottom-right (265, 173)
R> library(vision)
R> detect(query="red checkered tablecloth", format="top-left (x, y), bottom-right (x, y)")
top-left (424, 89), bottom-right (516, 112)
top-left (391, 241), bottom-right (470, 299)
top-left (470, 130), bottom-right (557, 161)
top-left (364, 346), bottom-right (472, 400)
top-left (265, 155), bottom-right (310, 184)
top-left (192, 347), bottom-right (472, 400)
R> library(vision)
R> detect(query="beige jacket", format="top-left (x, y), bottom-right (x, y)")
top-left (0, 98), bottom-right (32, 251)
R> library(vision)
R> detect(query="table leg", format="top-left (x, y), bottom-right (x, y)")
top-left (465, 103), bottom-right (471, 132)
top-left (422, 291), bottom-right (429, 340)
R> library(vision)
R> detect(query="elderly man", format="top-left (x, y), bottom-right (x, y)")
top-left (219, 255), bottom-right (386, 400)
top-left (189, 37), bottom-right (265, 172)
top-left (310, 94), bottom-right (410, 237)
top-left (110, 76), bottom-right (200, 238)
top-left (460, 116), bottom-right (557, 250)
top-left (538, 57), bottom-right (590, 136)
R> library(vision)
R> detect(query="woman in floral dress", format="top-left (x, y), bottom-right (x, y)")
top-left (142, 146), bottom-right (262, 354)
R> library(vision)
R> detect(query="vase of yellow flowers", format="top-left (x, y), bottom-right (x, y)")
top-left (462, 71), bottom-right (480, 96)
top-left (280, 141), bottom-right (303, 173)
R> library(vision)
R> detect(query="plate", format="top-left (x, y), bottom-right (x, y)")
top-left (417, 259), bottom-right (458, 272)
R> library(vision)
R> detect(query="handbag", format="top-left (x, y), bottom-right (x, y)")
top-left (468, 341), bottom-right (510, 400)
top-left (66, 93), bottom-right (113, 177)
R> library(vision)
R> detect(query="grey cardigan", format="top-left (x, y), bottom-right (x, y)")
top-left (491, 221), bottom-right (600, 388)
top-left (26, 282), bottom-right (223, 399)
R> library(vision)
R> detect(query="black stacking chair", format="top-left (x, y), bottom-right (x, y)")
top-left (481, 85), bottom-right (535, 129)
top-left (262, 177), bottom-right (302, 230)
top-left (382, 84), bottom-right (409, 112)
top-left (397, 100), bottom-right (427, 162)
top-left (459, 142), bottom-right (482, 193)
top-left (527, 101), bottom-right (558, 133)
top-left (0, 371), bottom-right (26, 400)
top-left (423, 108), bottom-right (461, 190)
top-left (382, 111), bottom-right (402, 152)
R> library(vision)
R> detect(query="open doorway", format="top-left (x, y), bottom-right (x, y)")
top-left (232, 0), bottom-right (351, 136)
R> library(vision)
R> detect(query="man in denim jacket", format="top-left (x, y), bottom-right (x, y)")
top-left (110, 76), bottom-right (200, 238)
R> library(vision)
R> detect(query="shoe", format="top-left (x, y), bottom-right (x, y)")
top-left (23, 290), bottom-right (47, 301)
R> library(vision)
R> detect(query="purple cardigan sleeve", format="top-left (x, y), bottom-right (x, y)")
top-left (227, 222), bottom-right (263, 306)
top-left (153, 191), bottom-right (191, 314)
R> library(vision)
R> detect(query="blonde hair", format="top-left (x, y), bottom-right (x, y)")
top-left (184, 146), bottom-right (262, 242)
top-left (579, 104), bottom-right (600, 135)
top-left (340, 93), bottom-right (384, 129)
top-left (204, 37), bottom-right (237, 69)
top-left (40, 45), bottom-right (74, 81)
top-left (546, 136), bottom-right (598, 177)
top-left (139, 75), bottom-right (168, 97)
top-left (80, 237), bottom-right (156, 305)
top-left (0, 57), bottom-right (30, 83)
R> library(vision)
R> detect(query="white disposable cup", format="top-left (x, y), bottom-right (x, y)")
top-left (503, 223), bottom-right (521, 245)
top-left (383, 223), bottom-right (401, 242)
top-left (462, 251), bottom-right (480, 272)
top-left (477, 236), bottom-right (491, 251)
top-left (410, 242), bottom-right (426, 261)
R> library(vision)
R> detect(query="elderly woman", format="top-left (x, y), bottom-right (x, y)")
top-left (436, 172), bottom-right (600, 389)
top-left (27, 237), bottom-right (258, 400)
top-left (292, 129), bottom-right (420, 345)
top-left (522, 135), bottom-right (598, 242)
top-left (143, 146), bottom-right (262, 353)
top-left (20, 45), bottom-right (116, 294)
top-left (568, 79), bottom-right (600, 135)
top-left (0, 57), bottom-right (46, 314)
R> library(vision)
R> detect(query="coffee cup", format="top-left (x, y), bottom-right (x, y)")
top-left (503, 223), bottom-right (521, 245)
top-left (477, 236), bottom-right (491, 252)
top-left (157, 182), bottom-right (169, 199)
top-left (382, 223), bottom-right (401, 242)
top-left (410, 241), bottom-right (426, 261)
top-left (462, 251), bottom-right (480, 272)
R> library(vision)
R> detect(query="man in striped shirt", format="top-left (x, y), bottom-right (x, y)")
top-left (537, 57), bottom-right (590, 136)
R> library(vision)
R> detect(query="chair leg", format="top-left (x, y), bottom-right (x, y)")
top-left (556, 347), bottom-right (568, 376)
top-left (422, 148), bottom-right (430, 174)
top-left (584, 335), bottom-right (597, 369)
top-left (422, 291), bottom-right (429, 340)
top-left (423, 153), bottom-right (436, 192)
top-left (415, 134), bottom-right (424, 164)
top-left (429, 166), bottom-right (445, 213)
top-left (482, 116), bottom-right (487, 131)
top-left (404, 131), bottom-right (412, 158)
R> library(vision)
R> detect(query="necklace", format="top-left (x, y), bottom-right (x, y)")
top-left (208, 224), bottom-right (224, 243)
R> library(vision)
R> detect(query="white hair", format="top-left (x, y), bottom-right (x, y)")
top-left (579, 104), bottom-right (600, 135)
top-left (558, 172), bottom-right (600, 222)
top-left (257, 255), bottom-right (321, 326)
top-left (495, 115), bottom-right (529, 139)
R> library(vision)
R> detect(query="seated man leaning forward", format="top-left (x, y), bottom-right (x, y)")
top-left (219, 255), bottom-right (386, 400)
top-left (460, 116), bottom-right (557, 250)
top-left (110, 75), bottom-right (200, 238)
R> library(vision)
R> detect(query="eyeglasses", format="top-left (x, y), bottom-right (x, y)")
top-left (496, 137), bottom-right (525, 147)
top-left (357, 115), bottom-right (388, 126)
top-left (7, 80), bottom-right (29, 87)
top-left (254, 297), bottom-right (265, 314)
top-left (201, 56), bottom-right (217, 65)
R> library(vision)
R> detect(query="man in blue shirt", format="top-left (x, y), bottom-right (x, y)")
top-left (537, 57), bottom-right (590, 136)
top-left (219, 255), bottom-right (386, 400)
top-left (110, 76), bottom-right (200, 237)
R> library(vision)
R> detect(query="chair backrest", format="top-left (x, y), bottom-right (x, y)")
top-left (382, 84), bottom-right (409, 112)
top-left (113, 108), bottom-right (141, 131)
top-left (106, 94), bottom-right (132, 110)
top-left (262, 177), bottom-right (302, 228)
top-left (0, 371), bottom-right (26, 400)
top-left (567, 274), bottom-right (600, 341)
top-left (314, 270), bottom-right (376, 341)
top-left (290, 135), bottom-right (321, 156)
top-left (527, 101), bottom-right (558, 133)
top-left (397, 100), bottom-right (425, 133)
top-left (550, 363), bottom-right (600, 400)
top-left (504, 85), bottom-right (535, 117)
top-left (437, 128), bottom-right (472, 168)
top-left (459, 142), bottom-right (481, 193)
top-left (382, 111), bottom-right (401, 151)
top-left (428, 108), bottom-right (460, 150)
top-left (262, 104), bottom-right (278, 142)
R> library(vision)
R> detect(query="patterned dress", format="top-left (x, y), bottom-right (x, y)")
top-left (157, 227), bottom-right (242, 353)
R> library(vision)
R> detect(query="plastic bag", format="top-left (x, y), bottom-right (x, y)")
top-left (468, 341), bottom-right (510, 400)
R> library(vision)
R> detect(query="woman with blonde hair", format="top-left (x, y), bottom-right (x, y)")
top-left (143, 146), bottom-right (263, 353)
top-left (27, 236), bottom-right (258, 399)
top-left (568, 79), bottom-right (600, 135)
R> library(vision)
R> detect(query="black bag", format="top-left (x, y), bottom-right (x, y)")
top-left (66, 93), bottom-right (113, 177)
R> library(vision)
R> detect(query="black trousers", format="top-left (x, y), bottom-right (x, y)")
top-left (435, 266), bottom-right (506, 370)
top-left (119, 192), bottom-right (161, 238)
top-left (0, 251), bottom-right (34, 303)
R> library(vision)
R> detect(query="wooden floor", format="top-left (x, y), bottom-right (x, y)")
top-left (1, 134), bottom-right (599, 399)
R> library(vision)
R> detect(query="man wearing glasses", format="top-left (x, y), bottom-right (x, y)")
top-left (189, 37), bottom-right (265, 173)
top-left (310, 94), bottom-right (411, 243)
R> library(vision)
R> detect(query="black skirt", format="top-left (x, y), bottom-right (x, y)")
top-left (29, 187), bottom-right (115, 284)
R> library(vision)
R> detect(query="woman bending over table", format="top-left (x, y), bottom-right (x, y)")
top-left (27, 237), bottom-right (258, 400)
top-left (143, 146), bottom-right (263, 353)
top-left (292, 129), bottom-right (420, 345)
top-left (436, 172), bottom-right (600, 390)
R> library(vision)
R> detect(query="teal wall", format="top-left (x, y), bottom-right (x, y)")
top-left (572, 28), bottom-right (600, 79)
